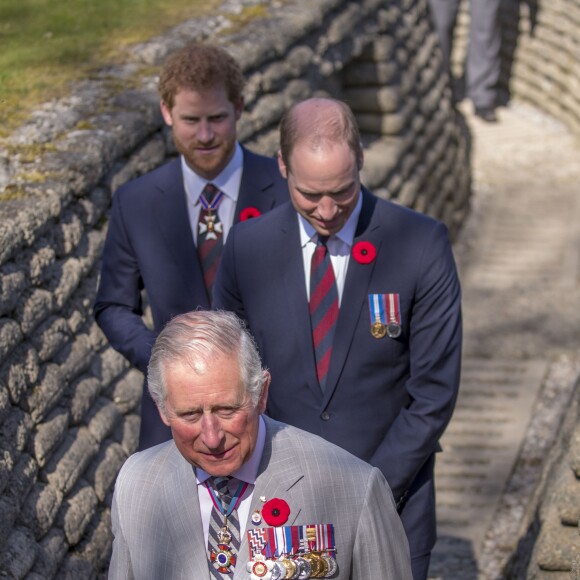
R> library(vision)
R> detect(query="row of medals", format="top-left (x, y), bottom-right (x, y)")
top-left (249, 551), bottom-right (338, 579)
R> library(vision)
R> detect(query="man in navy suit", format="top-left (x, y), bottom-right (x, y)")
top-left (213, 97), bottom-right (462, 579)
top-left (94, 43), bottom-right (288, 450)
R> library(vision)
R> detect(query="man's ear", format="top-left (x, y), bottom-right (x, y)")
top-left (233, 97), bottom-right (244, 121)
top-left (160, 100), bottom-right (173, 127)
top-left (277, 151), bottom-right (288, 179)
top-left (257, 371), bottom-right (271, 414)
top-left (159, 405), bottom-right (171, 427)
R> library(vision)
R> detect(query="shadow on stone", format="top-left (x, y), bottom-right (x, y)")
top-left (428, 535), bottom-right (479, 579)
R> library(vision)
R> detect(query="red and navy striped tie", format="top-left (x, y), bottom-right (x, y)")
top-left (197, 183), bottom-right (224, 299)
top-left (309, 236), bottom-right (339, 391)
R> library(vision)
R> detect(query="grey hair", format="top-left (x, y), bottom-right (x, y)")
top-left (147, 310), bottom-right (267, 417)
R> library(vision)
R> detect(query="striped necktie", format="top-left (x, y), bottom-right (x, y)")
top-left (309, 236), bottom-right (339, 391)
top-left (197, 183), bottom-right (224, 300)
top-left (208, 476), bottom-right (241, 578)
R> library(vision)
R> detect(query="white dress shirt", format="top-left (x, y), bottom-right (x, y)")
top-left (297, 192), bottom-right (363, 305)
top-left (195, 415), bottom-right (266, 547)
top-left (182, 143), bottom-right (244, 244)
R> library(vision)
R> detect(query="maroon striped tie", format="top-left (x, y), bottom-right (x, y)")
top-left (197, 183), bottom-right (224, 299)
top-left (309, 236), bottom-right (339, 391)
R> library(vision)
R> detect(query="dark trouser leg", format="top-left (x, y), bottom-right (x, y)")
top-left (467, 0), bottom-right (501, 109)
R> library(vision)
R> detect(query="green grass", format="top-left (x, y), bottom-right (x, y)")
top-left (0, 0), bottom-right (220, 136)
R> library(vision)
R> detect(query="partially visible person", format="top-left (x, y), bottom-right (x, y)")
top-left (94, 43), bottom-right (288, 450)
top-left (214, 97), bottom-right (462, 579)
top-left (108, 310), bottom-right (413, 579)
top-left (429, 0), bottom-right (501, 122)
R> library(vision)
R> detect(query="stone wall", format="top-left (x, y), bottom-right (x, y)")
top-left (450, 1), bottom-right (580, 576)
top-left (0, 0), bottom-right (469, 576)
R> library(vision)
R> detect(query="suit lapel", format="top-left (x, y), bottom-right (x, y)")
top-left (161, 444), bottom-right (210, 578)
top-left (236, 419), bottom-right (305, 578)
top-left (323, 192), bottom-right (381, 405)
top-left (278, 207), bottom-right (321, 399)
top-left (153, 160), bottom-right (208, 304)
top-left (234, 148), bottom-right (279, 221)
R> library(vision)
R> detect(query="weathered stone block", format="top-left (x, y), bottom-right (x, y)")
top-left (52, 211), bottom-right (84, 258)
top-left (30, 528), bottom-right (67, 579)
top-left (55, 333), bottom-right (94, 384)
top-left (111, 369), bottom-right (143, 415)
top-left (0, 384), bottom-right (9, 426)
top-left (108, 136), bottom-right (166, 195)
top-left (26, 364), bottom-right (64, 424)
top-left (43, 428), bottom-right (99, 494)
top-left (343, 61), bottom-right (398, 86)
top-left (26, 242), bottom-right (57, 287)
top-left (51, 257), bottom-right (83, 310)
top-left (343, 86), bottom-right (399, 113)
top-left (114, 413), bottom-right (140, 457)
top-left (86, 442), bottom-right (127, 502)
top-left (0, 264), bottom-right (27, 318)
top-left (536, 515), bottom-right (580, 571)
top-left (58, 481), bottom-right (98, 546)
top-left (0, 407), bottom-right (33, 455)
top-left (0, 343), bottom-right (40, 405)
top-left (0, 318), bottom-right (23, 362)
top-left (73, 508), bottom-right (113, 572)
top-left (0, 495), bottom-right (18, 551)
top-left (86, 398), bottom-right (122, 445)
top-left (556, 468), bottom-right (580, 525)
top-left (16, 288), bottom-right (54, 336)
top-left (31, 316), bottom-right (70, 362)
top-left (32, 407), bottom-right (70, 468)
top-left (69, 377), bottom-right (102, 426)
top-left (5, 453), bottom-right (38, 510)
top-left (91, 347), bottom-right (130, 386)
top-left (0, 526), bottom-right (38, 578)
top-left (19, 482), bottom-right (64, 540)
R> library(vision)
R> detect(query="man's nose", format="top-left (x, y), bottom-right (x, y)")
top-left (197, 119), bottom-right (214, 143)
top-left (201, 414), bottom-right (223, 448)
top-left (317, 196), bottom-right (338, 219)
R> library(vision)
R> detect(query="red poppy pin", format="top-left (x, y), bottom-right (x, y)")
top-left (240, 207), bottom-right (262, 221)
top-left (352, 241), bottom-right (376, 264)
top-left (262, 498), bottom-right (290, 527)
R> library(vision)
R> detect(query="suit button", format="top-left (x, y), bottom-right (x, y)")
top-left (321, 412), bottom-right (330, 421)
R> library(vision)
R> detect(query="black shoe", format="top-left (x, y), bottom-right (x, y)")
top-left (474, 106), bottom-right (497, 123)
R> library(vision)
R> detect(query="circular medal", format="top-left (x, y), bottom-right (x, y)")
top-left (281, 558), bottom-right (299, 579)
top-left (252, 560), bottom-right (269, 577)
top-left (295, 556), bottom-right (312, 579)
top-left (321, 554), bottom-right (338, 577)
top-left (251, 509), bottom-right (262, 525)
top-left (303, 553), bottom-right (323, 577)
top-left (371, 321), bottom-right (387, 339)
top-left (271, 561), bottom-right (285, 580)
top-left (386, 322), bottom-right (401, 338)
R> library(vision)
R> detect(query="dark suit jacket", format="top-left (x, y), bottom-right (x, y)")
top-left (213, 190), bottom-right (462, 557)
top-left (94, 147), bottom-right (288, 447)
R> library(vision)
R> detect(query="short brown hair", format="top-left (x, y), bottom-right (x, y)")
top-left (279, 98), bottom-right (363, 172)
top-left (158, 42), bottom-right (245, 109)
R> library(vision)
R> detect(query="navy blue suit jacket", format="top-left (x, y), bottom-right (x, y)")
top-left (94, 147), bottom-right (288, 447)
top-left (213, 190), bottom-right (462, 557)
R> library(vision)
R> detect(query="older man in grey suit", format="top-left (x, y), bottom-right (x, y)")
top-left (109, 310), bottom-right (412, 579)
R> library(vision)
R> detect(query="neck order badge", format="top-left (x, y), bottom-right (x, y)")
top-left (198, 183), bottom-right (225, 298)
top-left (207, 476), bottom-right (248, 577)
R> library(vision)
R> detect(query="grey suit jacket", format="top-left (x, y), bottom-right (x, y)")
top-left (109, 417), bottom-right (412, 579)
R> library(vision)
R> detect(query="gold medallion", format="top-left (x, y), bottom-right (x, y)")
top-left (371, 321), bottom-right (387, 339)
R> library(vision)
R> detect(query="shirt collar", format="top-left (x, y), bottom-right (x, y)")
top-left (297, 190), bottom-right (363, 248)
top-left (182, 142), bottom-right (243, 204)
top-left (195, 415), bottom-right (266, 486)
